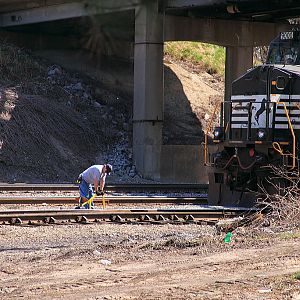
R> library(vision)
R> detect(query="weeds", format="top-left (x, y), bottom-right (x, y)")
top-left (293, 271), bottom-right (300, 280)
top-left (165, 42), bottom-right (272, 76)
top-left (257, 166), bottom-right (300, 227)
top-left (164, 41), bottom-right (225, 75)
top-left (279, 230), bottom-right (300, 239)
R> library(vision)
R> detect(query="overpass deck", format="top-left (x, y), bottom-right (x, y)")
top-left (0, 0), bottom-right (299, 22)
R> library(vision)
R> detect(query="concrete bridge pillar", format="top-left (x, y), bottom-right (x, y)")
top-left (225, 46), bottom-right (253, 100)
top-left (133, 1), bottom-right (164, 180)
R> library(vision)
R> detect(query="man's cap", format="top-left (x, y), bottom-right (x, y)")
top-left (105, 164), bottom-right (113, 175)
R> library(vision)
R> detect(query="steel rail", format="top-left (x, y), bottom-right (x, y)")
top-left (0, 183), bottom-right (208, 192)
top-left (0, 207), bottom-right (253, 224)
top-left (0, 196), bottom-right (208, 205)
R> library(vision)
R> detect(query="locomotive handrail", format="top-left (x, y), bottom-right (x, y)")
top-left (276, 101), bottom-right (296, 170)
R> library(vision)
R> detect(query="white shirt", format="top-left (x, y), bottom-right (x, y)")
top-left (81, 165), bottom-right (106, 184)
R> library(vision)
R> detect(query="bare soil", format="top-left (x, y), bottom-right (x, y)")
top-left (0, 223), bottom-right (299, 300)
top-left (163, 60), bottom-right (223, 144)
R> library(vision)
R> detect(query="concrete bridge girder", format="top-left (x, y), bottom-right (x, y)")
top-left (133, 0), bottom-right (164, 179)
top-left (224, 46), bottom-right (253, 100)
top-left (0, 2), bottom-right (290, 88)
top-left (0, 1), bottom-right (291, 47)
top-left (165, 16), bottom-right (291, 47)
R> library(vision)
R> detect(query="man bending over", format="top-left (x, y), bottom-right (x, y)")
top-left (77, 164), bottom-right (112, 209)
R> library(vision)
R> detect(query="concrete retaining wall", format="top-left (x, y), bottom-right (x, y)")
top-left (160, 145), bottom-right (208, 184)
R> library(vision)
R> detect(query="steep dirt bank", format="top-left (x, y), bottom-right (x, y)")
top-left (0, 45), bottom-right (223, 183)
top-left (164, 60), bottom-right (223, 144)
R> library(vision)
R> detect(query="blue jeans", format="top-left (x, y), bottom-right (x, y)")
top-left (79, 180), bottom-right (94, 208)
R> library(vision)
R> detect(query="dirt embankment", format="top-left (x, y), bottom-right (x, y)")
top-left (0, 44), bottom-right (223, 183)
top-left (164, 60), bottom-right (223, 144)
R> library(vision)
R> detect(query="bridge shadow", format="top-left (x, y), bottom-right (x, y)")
top-left (0, 87), bottom-right (104, 183)
top-left (164, 63), bottom-right (206, 145)
top-left (34, 50), bottom-right (207, 147)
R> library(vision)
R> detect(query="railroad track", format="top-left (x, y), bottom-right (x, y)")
top-left (0, 207), bottom-right (253, 225)
top-left (0, 183), bottom-right (208, 192)
top-left (0, 195), bottom-right (208, 205)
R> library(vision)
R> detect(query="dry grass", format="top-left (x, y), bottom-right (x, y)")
top-left (256, 166), bottom-right (300, 227)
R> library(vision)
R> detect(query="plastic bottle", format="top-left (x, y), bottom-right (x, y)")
top-left (224, 232), bottom-right (232, 243)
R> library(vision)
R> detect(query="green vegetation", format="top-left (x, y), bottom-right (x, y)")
top-left (293, 271), bottom-right (300, 280)
top-left (279, 230), bottom-right (300, 239)
top-left (164, 41), bottom-right (225, 76)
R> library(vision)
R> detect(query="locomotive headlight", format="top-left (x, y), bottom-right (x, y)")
top-left (257, 129), bottom-right (267, 140)
top-left (213, 127), bottom-right (224, 140)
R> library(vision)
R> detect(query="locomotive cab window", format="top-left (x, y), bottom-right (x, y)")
top-left (276, 76), bottom-right (286, 90)
top-left (267, 31), bottom-right (300, 65)
top-left (268, 45), bottom-right (300, 65)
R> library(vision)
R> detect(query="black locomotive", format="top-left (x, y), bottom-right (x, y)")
top-left (207, 30), bottom-right (300, 207)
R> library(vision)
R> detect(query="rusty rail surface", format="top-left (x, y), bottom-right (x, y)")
top-left (0, 196), bottom-right (208, 205)
top-left (0, 183), bottom-right (208, 192)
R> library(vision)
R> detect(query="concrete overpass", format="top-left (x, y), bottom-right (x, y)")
top-left (0, 0), bottom-right (297, 181)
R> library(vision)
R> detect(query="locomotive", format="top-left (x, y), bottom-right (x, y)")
top-left (207, 30), bottom-right (300, 207)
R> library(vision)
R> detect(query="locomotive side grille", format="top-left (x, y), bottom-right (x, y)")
top-left (275, 113), bottom-right (300, 117)
top-left (275, 125), bottom-right (300, 128)
top-left (231, 95), bottom-right (260, 100)
top-left (274, 96), bottom-right (300, 129)
top-left (231, 99), bottom-right (250, 128)
top-left (229, 94), bottom-right (300, 129)
top-left (230, 95), bottom-right (266, 129)
top-left (277, 106), bottom-right (300, 110)
top-left (275, 120), bottom-right (300, 124)
top-left (231, 121), bottom-right (249, 125)
top-left (231, 113), bottom-right (249, 117)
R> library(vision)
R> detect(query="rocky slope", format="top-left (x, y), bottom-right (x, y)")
top-left (0, 43), bottom-right (223, 183)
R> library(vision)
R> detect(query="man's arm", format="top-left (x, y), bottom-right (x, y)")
top-left (93, 179), bottom-right (99, 192)
top-left (99, 175), bottom-right (106, 191)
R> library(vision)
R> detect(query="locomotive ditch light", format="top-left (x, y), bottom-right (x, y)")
top-left (257, 129), bottom-right (267, 141)
top-left (213, 127), bottom-right (224, 140)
